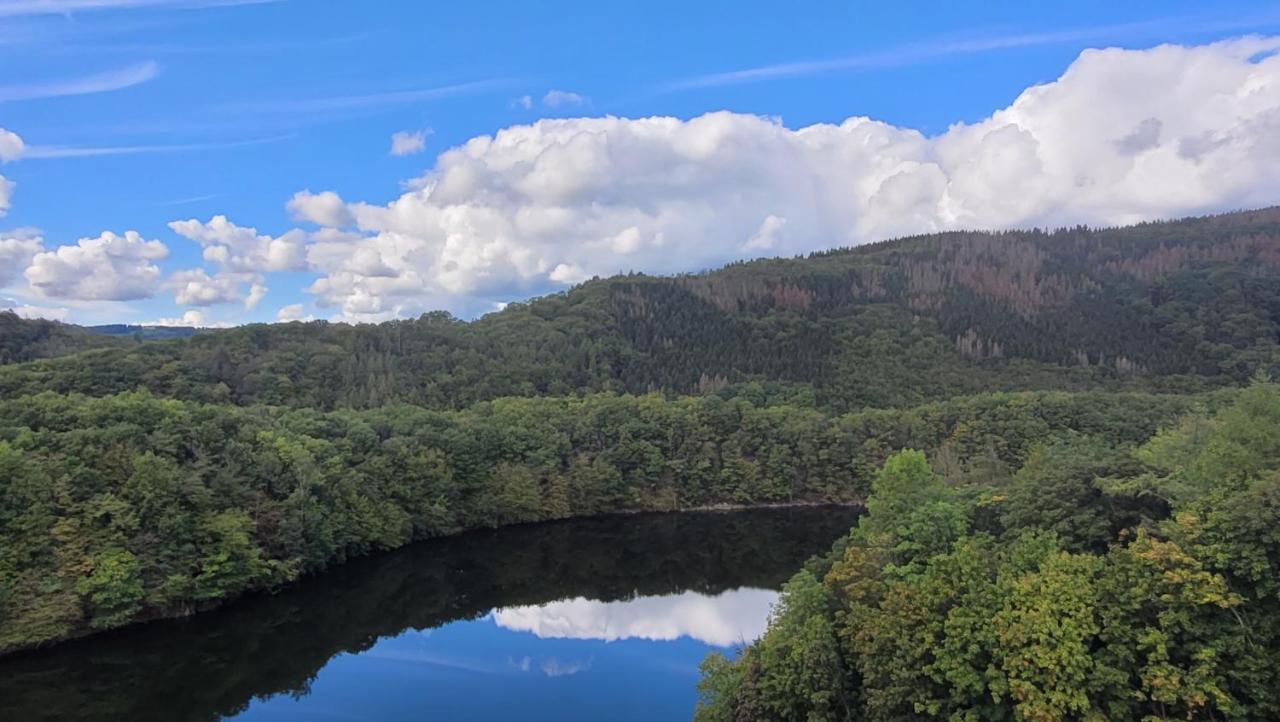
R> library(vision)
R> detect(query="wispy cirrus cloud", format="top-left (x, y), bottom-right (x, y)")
top-left (0, 60), bottom-right (159, 102)
top-left (0, 0), bottom-right (279, 18)
top-left (22, 134), bottom-right (292, 159)
top-left (212, 79), bottom-right (506, 114)
top-left (147, 193), bottom-right (221, 207)
top-left (51, 31), bottom-right (373, 56)
top-left (660, 13), bottom-right (1280, 90)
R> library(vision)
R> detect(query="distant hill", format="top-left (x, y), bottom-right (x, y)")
top-left (1, 207), bottom-right (1278, 411)
top-left (87, 324), bottom-right (199, 340)
top-left (0, 312), bottom-right (128, 365)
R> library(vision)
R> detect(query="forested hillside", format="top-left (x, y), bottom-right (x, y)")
top-left (0, 388), bottom-right (1220, 653)
top-left (695, 382), bottom-right (1280, 721)
top-left (2, 208), bottom-right (1278, 412)
top-left (0, 312), bottom-right (128, 365)
top-left (2, 208), bottom-right (1279, 659)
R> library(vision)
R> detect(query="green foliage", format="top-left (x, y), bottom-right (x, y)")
top-left (2, 210), bottom-right (1278, 414)
top-left (0, 311), bottom-right (129, 365)
top-left (1, 207), bottom-right (1278, 680)
top-left (75, 548), bottom-right (144, 629)
top-left (695, 651), bottom-right (747, 722)
top-left (1001, 436), bottom-right (1155, 553)
top-left (0, 386), bottom-right (1198, 653)
top-left (755, 570), bottom-right (849, 721)
top-left (702, 381), bottom-right (1280, 721)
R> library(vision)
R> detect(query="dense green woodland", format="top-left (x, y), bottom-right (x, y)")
top-left (2, 208), bottom-right (1278, 411)
top-left (0, 314), bottom-right (132, 365)
top-left (0, 509), bottom-right (857, 721)
top-left (696, 382), bottom-right (1280, 721)
top-left (0, 208), bottom-right (1278, 669)
top-left (0, 388), bottom-right (1214, 652)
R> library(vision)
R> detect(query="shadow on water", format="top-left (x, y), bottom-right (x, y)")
top-left (0, 506), bottom-right (860, 722)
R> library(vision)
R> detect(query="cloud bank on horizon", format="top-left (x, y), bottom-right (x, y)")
top-left (3, 35), bottom-right (1280, 324)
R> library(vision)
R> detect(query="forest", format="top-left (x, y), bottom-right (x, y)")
top-left (0, 508), bottom-right (859, 721)
top-left (2, 208), bottom-right (1278, 412)
top-left (0, 387), bottom-right (1216, 653)
top-left (695, 381), bottom-right (1280, 721)
top-left (0, 208), bottom-right (1278, 662)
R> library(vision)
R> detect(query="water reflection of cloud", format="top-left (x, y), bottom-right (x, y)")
top-left (507, 654), bottom-right (592, 677)
top-left (540, 657), bottom-right (593, 677)
top-left (491, 588), bottom-right (778, 647)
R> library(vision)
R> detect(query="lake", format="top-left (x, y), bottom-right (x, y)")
top-left (0, 506), bottom-right (860, 722)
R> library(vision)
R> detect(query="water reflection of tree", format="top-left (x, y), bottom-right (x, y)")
top-left (0, 507), bottom-right (858, 722)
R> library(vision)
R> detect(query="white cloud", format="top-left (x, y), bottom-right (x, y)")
top-left (166, 216), bottom-right (298, 311)
top-left (214, 80), bottom-right (500, 115)
top-left (25, 230), bottom-right (168, 301)
top-left (287, 190), bottom-right (354, 227)
top-left (493, 587), bottom-right (778, 647)
top-left (1, 298), bottom-right (68, 321)
top-left (275, 302), bottom-right (314, 322)
top-left (390, 129), bottom-right (429, 156)
top-left (511, 95), bottom-right (533, 110)
top-left (0, 0), bottom-right (281, 18)
top-left (659, 16), bottom-right (1280, 91)
top-left (0, 127), bottom-right (21, 217)
top-left (0, 176), bottom-right (14, 217)
top-left (166, 268), bottom-right (241, 306)
top-left (0, 128), bottom-right (23, 161)
top-left (542, 89), bottom-right (587, 108)
top-left (0, 61), bottom-right (159, 102)
top-left (0, 233), bottom-right (44, 286)
top-left (22, 134), bottom-right (290, 159)
top-left (285, 37), bottom-right (1280, 321)
top-left (168, 215), bottom-right (307, 272)
top-left (742, 214), bottom-right (786, 252)
top-left (143, 309), bottom-right (231, 328)
top-left (245, 281), bottom-right (267, 309)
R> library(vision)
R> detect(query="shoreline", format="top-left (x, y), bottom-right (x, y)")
top-left (0, 500), bottom-right (863, 660)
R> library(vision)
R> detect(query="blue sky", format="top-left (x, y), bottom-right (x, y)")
top-left (2, 0), bottom-right (1280, 325)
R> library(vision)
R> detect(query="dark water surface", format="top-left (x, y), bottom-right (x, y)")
top-left (0, 507), bottom-right (860, 722)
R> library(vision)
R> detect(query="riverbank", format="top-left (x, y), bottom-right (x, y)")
top-left (1, 388), bottom-right (1199, 657)
top-left (0, 500), bottom-right (862, 658)
top-left (0, 506), bottom-right (865, 722)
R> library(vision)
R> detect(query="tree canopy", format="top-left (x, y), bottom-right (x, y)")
top-left (696, 382), bottom-right (1280, 721)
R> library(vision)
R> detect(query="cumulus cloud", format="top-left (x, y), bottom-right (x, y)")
top-left (245, 281), bottom-right (267, 309)
top-left (390, 129), bottom-right (429, 156)
top-left (25, 230), bottom-right (168, 301)
top-left (283, 36), bottom-right (1280, 321)
top-left (168, 214), bottom-right (307, 272)
top-left (0, 128), bottom-right (23, 162)
top-left (0, 233), bottom-right (42, 287)
top-left (166, 268), bottom-right (242, 306)
top-left (143, 309), bottom-right (231, 328)
top-left (541, 89), bottom-right (587, 108)
top-left (0, 176), bottom-right (13, 217)
top-left (287, 190), bottom-right (354, 227)
top-left (275, 302), bottom-right (314, 322)
top-left (0, 127), bottom-right (22, 217)
top-left (165, 215), bottom-right (307, 310)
